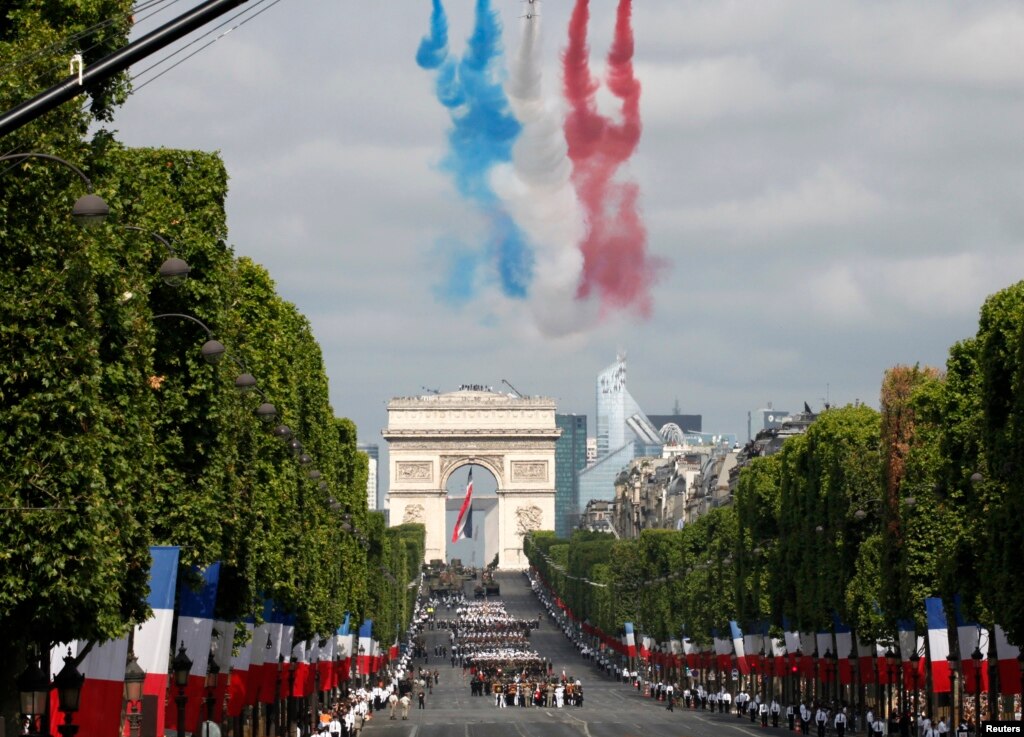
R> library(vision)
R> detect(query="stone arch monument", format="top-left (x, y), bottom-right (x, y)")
top-left (383, 386), bottom-right (559, 569)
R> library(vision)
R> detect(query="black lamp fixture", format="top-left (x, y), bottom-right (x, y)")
top-left (234, 373), bottom-right (257, 392)
top-left (172, 642), bottom-right (191, 737)
top-left (205, 654), bottom-right (220, 691)
top-left (53, 648), bottom-right (85, 737)
top-left (17, 656), bottom-right (49, 731)
top-left (124, 652), bottom-right (145, 737)
top-left (124, 652), bottom-right (146, 702)
top-left (0, 152), bottom-right (109, 226)
top-left (120, 226), bottom-right (191, 286)
top-left (255, 402), bottom-right (277, 423)
top-left (308, 469), bottom-right (321, 480)
top-left (172, 642), bottom-right (193, 689)
top-left (151, 313), bottom-right (226, 366)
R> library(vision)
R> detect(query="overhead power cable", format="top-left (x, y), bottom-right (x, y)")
top-left (129, 0), bottom-right (286, 94)
top-left (0, 0), bottom-right (181, 81)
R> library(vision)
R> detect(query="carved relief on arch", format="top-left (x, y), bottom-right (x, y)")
top-left (396, 461), bottom-right (432, 481)
top-left (515, 505), bottom-right (543, 536)
top-left (511, 460), bottom-right (547, 482)
top-left (402, 504), bottom-right (426, 524)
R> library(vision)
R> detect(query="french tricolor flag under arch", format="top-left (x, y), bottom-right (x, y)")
top-left (452, 468), bottom-right (474, 542)
top-left (165, 562), bottom-right (221, 735)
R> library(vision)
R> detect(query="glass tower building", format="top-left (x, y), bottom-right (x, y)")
top-left (580, 355), bottom-right (664, 514)
top-left (555, 413), bottom-right (588, 538)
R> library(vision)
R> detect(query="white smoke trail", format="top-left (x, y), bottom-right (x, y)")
top-left (492, 12), bottom-right (598, 337)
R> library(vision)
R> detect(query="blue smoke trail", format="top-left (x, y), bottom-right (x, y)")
top-left (417, 0), bottom-right (534, 300)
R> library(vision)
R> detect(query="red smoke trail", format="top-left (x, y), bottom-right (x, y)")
top-left (563, 0), bottom-right (659, 317)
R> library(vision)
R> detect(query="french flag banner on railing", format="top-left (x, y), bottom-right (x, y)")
top-left (257, 602), bottom-right (287, 705)
top-left (639, 635), bottom-right (653, 661)
top-left (321, 635), bottom-right (337, 691)
top-left (713, 628), bottom-right (733, 671)
top-left (227, 620), bottom-right (254, 717)
top-left (290, 639), bottom-right (310, 697)
top-left (134, 546), bottom-right (179, 737)
top-left (816, 632), bottom-right (833, 660)
top-left (358, 620), bottom-right (374, 672)
top-left (165, 562), bottom-right (221, 735)
top-left (50, 636), bottom-right (128, 737)
top-left (729, 621), bottom-right (748, 674)
top-left (211, 619), bottom-right (235, 722)
top-left (994, 625), bottom-right (1022, 695)
top-left (799, 633), bottom-right (816, 677)
top-left (249, 609), bottom-right (270, 706)
top-left (624, 622), bottom-right (637, 657)
top-left (770, 635), bottom-right (787, 677)
top-left (833, 615), bottom-right (853, 684)
top-left (856, 638), bottom-right (877, 684)
top-left (925, 598), bottom-right (951, 692)
top-left (746, 630), bottom-right (765, 670)
top-left (684, 638), bottom-right (698, 669)
top-left (953, 596), bottom-right (989, 693)
top-left (337, 633), bottom-right (354, 682)
top-left (783, 622), bottom-right (800, 656)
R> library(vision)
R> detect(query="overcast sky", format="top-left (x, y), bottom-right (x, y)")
top-left (107, 1), bottom-right (1024, 476)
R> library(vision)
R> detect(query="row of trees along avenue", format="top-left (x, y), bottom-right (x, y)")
top-left (526, 279), bottom-right (1024, 707)
top-left (0, 1), bottom-right (426, 732)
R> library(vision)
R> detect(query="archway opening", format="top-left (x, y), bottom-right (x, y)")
top-left (445, 463), bottom-right (497, 568)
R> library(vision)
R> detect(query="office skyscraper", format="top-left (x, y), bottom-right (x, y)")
top-left (580, 355), bottom-right (664, 513)
top-left (555, 414), bottom-right (588, 538)
top-left (358, 443), bottom-right (379, 510)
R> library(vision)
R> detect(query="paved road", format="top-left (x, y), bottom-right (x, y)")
top-left (364, 572), bottom-right (787, 737)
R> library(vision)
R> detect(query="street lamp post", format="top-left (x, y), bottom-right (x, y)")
top-left (814, 650), bottom-right (820, 703)
top-left (971, 644), bottom-right (983, 737)
top-left (17, 655), bottom-right (50, 737)
top-left (886, 648), bottom-right (898, 720)
top-left (124, 652), bottom-right (146, 737)
top-left (287, 657), bottom-right (296, 731)
top-left (204, 655), bottom-right (220, 737)
top-left (850, 647), bottom-right (860, 726)
top-left (947, 653), bottom-right (960, 734)
top-left (790, 650), bottom-right (800, 705)
top-left (828, 649), bottom-right (838, 706)
top-left (172, 642), bottom-right (193, 737)
top-left (909, 651), bottom-right (920, 726)
top-left (275, 655), bottom-right (285, 737)
top-left (222, 668), bottom-right (232, 737)
top-left (53, 649), bottom-right (86, 737)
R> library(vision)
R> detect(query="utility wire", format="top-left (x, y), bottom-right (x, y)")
top-left (130, 0), bottom-right (286, 94)
top-left (0, 0), bottom-right (180, 80)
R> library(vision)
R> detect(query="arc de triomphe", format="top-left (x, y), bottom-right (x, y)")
top-left (382, 387), bottom-right (559, 569)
